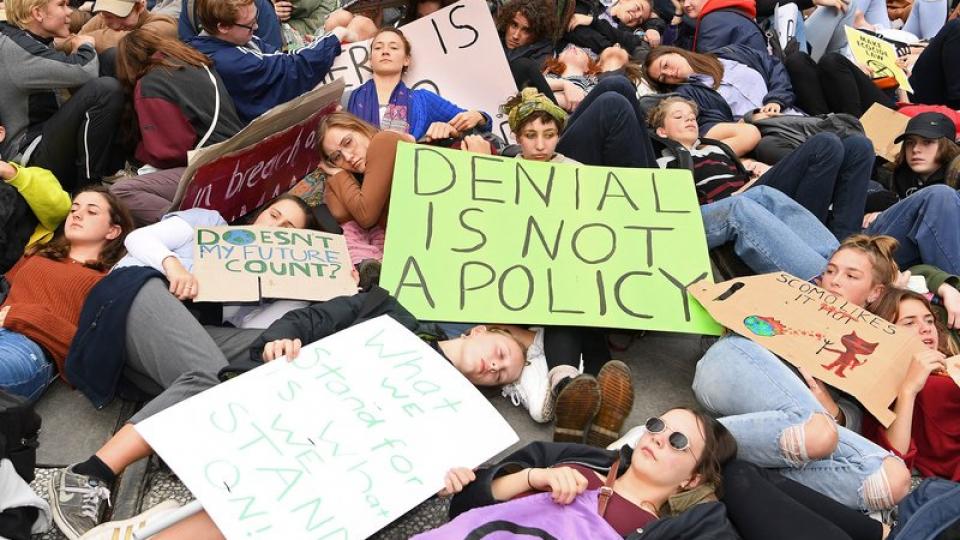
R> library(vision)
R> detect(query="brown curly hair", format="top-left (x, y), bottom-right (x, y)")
top-left (496, 0), bottom-right (557, 45)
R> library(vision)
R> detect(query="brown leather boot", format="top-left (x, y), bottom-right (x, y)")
top-left (587, 360), bottom-right (635, 448)
top-left (552, 375), bottom-right (601, 444)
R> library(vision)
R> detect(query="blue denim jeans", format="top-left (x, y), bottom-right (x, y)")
top-left (0, 328), bottom-right (55, 403)
top-left (693, 336), bottom-right (892, 510)
top-left (867, 184), bottom-right (960, 275)
top-left (701, 186), bottom-right (840, 280)
top-left (806, 0), bottom-right (890, 60)
top-left (759, 133), bottom-right (872, 241)
top-left (891, 478), bottom-right (960, 540)
top-left (902, 0), bottom-right (948, 39)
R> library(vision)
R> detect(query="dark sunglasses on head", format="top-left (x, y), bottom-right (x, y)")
top-left (645, 416), bottom-right (690, 452)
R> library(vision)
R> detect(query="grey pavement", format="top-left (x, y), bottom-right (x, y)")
top-left (30, 330), bottom-right (708, 539)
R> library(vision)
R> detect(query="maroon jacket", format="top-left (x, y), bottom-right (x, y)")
top-left (133, 61), bottom-right (243, 169)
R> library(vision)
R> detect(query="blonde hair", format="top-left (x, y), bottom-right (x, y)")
top-left (315, 112), bottom-right (379, 162)
top-left (648, 96), bottom-right (699, 131)
top-left (835, 234), bottom-right (900, 288)
top-left (6, 0), bottom-right (52, 28)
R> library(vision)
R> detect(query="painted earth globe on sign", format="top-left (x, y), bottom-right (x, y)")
top-left (222, 229), bottom-right (257, 246)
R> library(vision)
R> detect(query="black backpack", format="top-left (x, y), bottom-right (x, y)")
top-left (0, 390), bottom-right (42, 483)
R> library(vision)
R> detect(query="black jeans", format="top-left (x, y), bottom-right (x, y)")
top-left (722, 460), bottom-right (882, 540)
top-left (757, 132), bottom-right (872, 240)
top-left (543, 326), bottom-right (611, 375)
top-left (509, 57), bottom-right (558, 104)
top-left (557, 76), bottom-right (657, 168)
top-left (28, 76), bottom-right (124, 192)
top-left (784, 51), bottom-right (896, 116)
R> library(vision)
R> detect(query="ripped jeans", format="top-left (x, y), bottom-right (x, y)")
top-left (692, 336), bottom-right (895, 511)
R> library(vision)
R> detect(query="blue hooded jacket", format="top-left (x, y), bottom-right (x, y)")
top-left (188, 33), bottom-right (341, 123)
top-left (713, 44), bottom-right (795, 109)
top-left (694, 0), bottom-right (767, 54)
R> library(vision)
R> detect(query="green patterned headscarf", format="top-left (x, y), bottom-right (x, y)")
top-left (504, 88), bottom-right (569, 133)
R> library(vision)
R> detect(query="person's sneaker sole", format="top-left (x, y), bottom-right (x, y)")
top-left (553, 375), bottom-right (601, 444)
top-left (79, 500), bottom-right (181, 540)
top-left (588, 360), bottom-right (635, 448)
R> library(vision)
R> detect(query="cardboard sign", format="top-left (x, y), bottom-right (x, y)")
top-left (845, 26), bottom-right (914, 93)
top-left (324, 0), bottom-right (519, 142)
top-left (192, 226), bottom-right (356, 302)
top-left (136, 316), bottom-right (518, 539)
top-left (170, 80), bottom-right (345, 223)
top-left (380, 143), bottom-right (723, 335)
top-left (689, 273), bottom-right (928, 426)
top-left (860, 103), bottom-right (911, 162)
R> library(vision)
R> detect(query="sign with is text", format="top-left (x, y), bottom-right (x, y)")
top-left (136, 316), bottom-right (518, 539)
top-left (381, 143), bottom-right (722, 334)
top-left (170, 80), bottom-right (344, 223)
top-left (690, 273), bottom-right (928, 426)
top-left (325, 0), bottom-right (519, 142)
top-left (192, 226), bottom-right (357, 302)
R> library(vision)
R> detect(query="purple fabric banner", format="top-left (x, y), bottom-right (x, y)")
top-left (414, 490), bottom-right (623, 539)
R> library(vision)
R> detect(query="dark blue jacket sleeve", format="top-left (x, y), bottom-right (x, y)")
top-left (255, 0), bottom-right (283, 50)
top-left (677, 83), bottom-right (734, 135)
top-left (696, 11), bottom-right (767, 53)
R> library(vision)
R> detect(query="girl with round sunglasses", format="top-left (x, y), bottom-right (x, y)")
top-left (437, 408), bottom-right (738, 537)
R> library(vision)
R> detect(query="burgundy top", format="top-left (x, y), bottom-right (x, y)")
top-left (516, 463), bottom-right (658, 537)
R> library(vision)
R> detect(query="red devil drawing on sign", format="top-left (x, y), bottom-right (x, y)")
top-left (820, 331), bottom-right (878, 378)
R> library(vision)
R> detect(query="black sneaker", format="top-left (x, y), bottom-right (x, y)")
top-left (48, 465), bottom-right (112, 540)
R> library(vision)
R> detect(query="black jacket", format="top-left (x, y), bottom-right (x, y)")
top-left (450, 441), bottom-right (740, 540)
top-left (909, 19), bottom-right (960, 109)
top-left (65, 266), bottom-right (163, 408)
top-left (220, 287), bottom-right (445, 379)
top-left (0, 182), bottom-right (36, 275)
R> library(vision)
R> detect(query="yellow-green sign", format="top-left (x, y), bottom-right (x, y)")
top-left (381, 143), bottom-right (722, 335)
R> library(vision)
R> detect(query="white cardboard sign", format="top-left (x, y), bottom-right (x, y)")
top-left (136, 316), bottom-right (518, 539)
top-left (324, 0), bottom-right (519, 142)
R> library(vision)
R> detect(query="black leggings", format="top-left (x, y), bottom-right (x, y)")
top-left (784, 51), bottom-right (896, 116)
top-left (722, 460), bottom-right (883, 540)
top-left (509, 57), bottom-right (558, 104)
top-left (543, 326), bottom-right (612, 375)
top-left (28, 77), bottom-right (124, 192)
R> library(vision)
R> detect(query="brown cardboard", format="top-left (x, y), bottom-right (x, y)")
top-left (860, 103), bottom-right (911, 162)
top-left (689, 273), bottom-right (928, 426)
top-left (192, 226), bottom-right (357, 302)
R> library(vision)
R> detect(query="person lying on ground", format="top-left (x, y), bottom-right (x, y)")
top-left (346, 27), bottom-right (492, 141)
top-left (649, 96), bottom-right (871, 241)
top-left (47, 287), bottom-right (529, 539)
top-left (0, 0), bottom-right (124, 192)
top-left (115, 28), bottom-right (243, 171)
top-left (563, 0), bottom-right (665, 58)
top-left (439, 408), bottom-right (739, 539)
top-left (0, 186), bottom-right (132, 403)
top-left (693, 235), bottom-right (914, 511)
top-left (858, 288), bottom-right (960, 481)
top-left (186, 0), bottom-right (350, 124)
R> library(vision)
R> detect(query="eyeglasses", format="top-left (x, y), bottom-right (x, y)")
top-left (326, 134), bottom-right (356, 165)
top-left (233, 9), bottom-right (258, 32)
top-left (645, 417), bottom-right (693, 454)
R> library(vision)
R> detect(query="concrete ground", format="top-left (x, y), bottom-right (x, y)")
top-left (30, 330), bottom-right (710, 539)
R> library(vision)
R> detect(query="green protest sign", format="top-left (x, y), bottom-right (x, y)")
top-left (192, 226), bottom-right (357, 302)
top-left (381, 143), bottom-right (722, 335)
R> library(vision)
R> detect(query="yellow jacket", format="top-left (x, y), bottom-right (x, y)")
top-left (6, 163), bottom-right (71, 247)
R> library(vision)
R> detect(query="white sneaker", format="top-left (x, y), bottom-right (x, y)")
top-left (606, 424), bottom-right (647, 451)
top-left (502, 328), bottom-right (553, 423)
top-left (79, 500), bottom-right (181, 540)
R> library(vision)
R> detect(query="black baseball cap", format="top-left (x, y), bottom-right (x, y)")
top-left (894, 112), bottom-right (957, 143)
